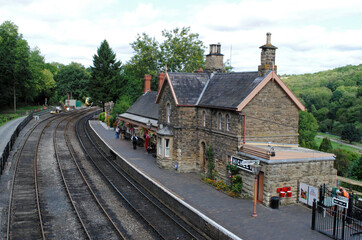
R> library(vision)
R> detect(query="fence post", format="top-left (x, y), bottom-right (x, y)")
top-left (347, 193), bottom-right (353, 224)
top-left (311, 199), bottom-right (316, 230)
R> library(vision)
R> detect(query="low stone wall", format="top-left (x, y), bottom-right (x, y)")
top-left (89, 122), bottom-right (241, 240)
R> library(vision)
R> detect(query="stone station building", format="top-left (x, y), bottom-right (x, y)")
top-left (120, 33), bottom-right (336, 206)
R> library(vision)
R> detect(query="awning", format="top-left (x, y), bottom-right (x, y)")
top-left (119, 113), bottom-right (158, 131)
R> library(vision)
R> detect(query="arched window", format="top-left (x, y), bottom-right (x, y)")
top-left (167, 103), bottom-right (171, 123)
top-left (226, 114), bottom-right (230, 131)
top-left (218, 113), bottom-right (222, 130)
top-left (203, 111), bottom-right (206, 127)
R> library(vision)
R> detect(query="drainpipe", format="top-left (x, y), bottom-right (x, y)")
top-left (239, 114), bottom-right (246, 144)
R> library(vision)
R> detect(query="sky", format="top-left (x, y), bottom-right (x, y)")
top-left (1, 0), bottom-right (361, 75)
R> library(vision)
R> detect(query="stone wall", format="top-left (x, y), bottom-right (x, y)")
top-left (241, 81), bottom-right (299, 144)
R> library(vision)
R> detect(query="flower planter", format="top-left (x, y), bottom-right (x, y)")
top-left (287, 191), bottom-right (292, 197)
top-left (280, 191), bottom-right (286, 197)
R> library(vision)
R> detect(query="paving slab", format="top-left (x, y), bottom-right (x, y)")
top-left (90, 120), bottom-right (329, 240)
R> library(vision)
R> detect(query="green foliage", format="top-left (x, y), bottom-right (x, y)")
top-left (298, 110), bottom-right (318, 149)
top-left (206, 145), bottom-right (215, 179)
top-left (98, 112), bottom-right (105, 122)
top-left (348, 155), bottom-right (362, 180)
top-left (160, 27), bottom-right (205, 72)
top-left (90, 40), bottom-right (122, 110)
top-left (284, 64), bottom-right (361, 139)
top-left (333, 149), bottom-right (358, 177)
top-left (226, 162), bottom-right (240, 175)
top-left (112, 95), bottom-right (132, 118)
top-left (55, 62), bottom-right (90, 100)
top-left (341, 124), bottom-right (361, 143)
top-left (232, 175), bottom-right (243, 193)
top-left (319, 137), bottom-right (333, 152)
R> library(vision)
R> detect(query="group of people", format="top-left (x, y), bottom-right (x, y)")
top-left (115, 126), bottom-right (138, 150)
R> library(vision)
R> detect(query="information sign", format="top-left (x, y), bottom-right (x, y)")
top-left (332, 197), bottom-right (348, 208)
top-left (231, 156), bottom-right (260, 172)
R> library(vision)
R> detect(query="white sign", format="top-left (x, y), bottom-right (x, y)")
top-left (308, 186), bottom-right (318, 206)
top-left (299, 183), bottom-right (319, 207)
top-left (230, 156), bottom-right (260, 173)
top-left (333, 197), bottom-right (348, 208)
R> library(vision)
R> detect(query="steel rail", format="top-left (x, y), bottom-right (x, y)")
top-left (53, 110), bottom-right (92, 240)
top-left (63, 110), bottom-right (127, 239)
top-left (77, 113), bottom-right (203, 239)
top-left (6, 113), bottom-right (59, 240)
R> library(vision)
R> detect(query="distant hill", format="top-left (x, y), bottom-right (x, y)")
top-left (282, 64), bottom-right (361, 137)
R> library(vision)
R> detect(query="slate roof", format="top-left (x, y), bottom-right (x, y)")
top-left (126, 91), bottom-right (158, 119)
top-left (167, 73), bottom-right (209, 105)
top-left (198, 72), bottom-right (263, 109)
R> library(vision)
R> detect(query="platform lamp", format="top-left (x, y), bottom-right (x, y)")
top-left (251, 163), bottom-right (262, 217)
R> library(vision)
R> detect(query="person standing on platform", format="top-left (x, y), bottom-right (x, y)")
top-left (115, 126), bottom-right (120, 139)
top-left (131, 134), bottom-right (138, 149)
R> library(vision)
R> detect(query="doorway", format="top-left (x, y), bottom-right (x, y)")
top-left (257, 171), bottom-right (264, 203)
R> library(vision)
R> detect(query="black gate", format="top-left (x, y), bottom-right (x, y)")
top-left (311, 185), bottom-right (362, 240)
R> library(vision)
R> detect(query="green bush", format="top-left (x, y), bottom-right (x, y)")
top-left (98, 112), bottom-right (105, 122)
top-left (232, 175), bottom-right (243, 193)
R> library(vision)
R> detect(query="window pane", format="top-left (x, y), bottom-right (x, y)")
top-left (165, 139), bottom-right (170, 157)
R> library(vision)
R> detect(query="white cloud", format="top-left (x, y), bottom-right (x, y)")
top-left (0, 0), bottom-right (361, 74)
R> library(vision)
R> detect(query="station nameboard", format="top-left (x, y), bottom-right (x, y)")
top-left (332, 197), bottom-right (349, 208)
top-left (231, 156), bottom-right (260, 173)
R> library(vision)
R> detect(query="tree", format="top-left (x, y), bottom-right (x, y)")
top-left (90, 40), bottom-right (122, 111)
top-left (0, 21), bottom-right (32, 111)
top-left (55, 62), bottom-right (90, 101)
top-left (318, 137), bottom-right (333, 152)
top-left (341, 124), bottom-right (361, 143)
top-left (348, 155), bottom-right (362, 180)
top-left (298, 111), bottom-right (318, 149)
top-left (160, 27), bottom-right (205, 72)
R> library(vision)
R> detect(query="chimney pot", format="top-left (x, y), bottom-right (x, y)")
top-left (144, 74), bottom-right (152, 93)
top-left (266, 32), bottom-right (271, 45)
top-left (158, 72), bottom-right (165, 93)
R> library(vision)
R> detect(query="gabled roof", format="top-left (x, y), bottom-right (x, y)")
top-left (156, 72), bottom-right (209, 105)
top-left (198, 71), bottom-right (262, 109)
top-left (126, 91), bottom-right (158, 119)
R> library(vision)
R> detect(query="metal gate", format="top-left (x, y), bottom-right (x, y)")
top-left (311, 184), bottom-right (362, 240)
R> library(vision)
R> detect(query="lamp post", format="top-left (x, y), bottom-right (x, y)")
top-left (251, 164), bottom-right (262, 217)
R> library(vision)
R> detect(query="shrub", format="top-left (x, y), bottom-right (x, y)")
top-left (232, 175), bottom-right (243, 193)
top-left (98, 112), bottom-right (105, 122)
top-left (216, 180), bottom-right (228, 191)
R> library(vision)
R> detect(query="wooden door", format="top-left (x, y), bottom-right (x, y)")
top-left (257, 171), bottom-right (264, 203)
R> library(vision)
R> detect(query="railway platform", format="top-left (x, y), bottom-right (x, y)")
top-left (0, 116), bottom-right (26, 155)
top-left (89, 120), bottom-right (329, 240)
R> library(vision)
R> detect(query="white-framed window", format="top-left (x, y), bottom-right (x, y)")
top-left (158, 137), bottom-right (162, 155)
top-left (226, 114), bottom-right (230, 131)
top-left (167, 103), bottom-right (171, 123)
top-left (203, 111), bottom-right (206, 127)
top-left (218, 113), bottom-right (222, 130)
top-left (165, 139), bottom-right (170, 157)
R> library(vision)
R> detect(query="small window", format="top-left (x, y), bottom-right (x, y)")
top-left (226, 114), bottom-right (230, 131)
top-left (218, 113), bottom-right (222, 130)
top-left (165, 139), bottom-right (170, 157)
top-left (203, 111), bottom-right (206, 127)
top-left (158, 137), bottom-right (162, 155)
top-left (167, 103), bottom-right (171, 123)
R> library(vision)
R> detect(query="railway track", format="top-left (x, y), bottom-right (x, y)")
top-left (6, 111), bottom-right (67, 239)
top-left (76, 112), bottom-right (207, 239)
top-left (54, 110), bottom-right (126, 239)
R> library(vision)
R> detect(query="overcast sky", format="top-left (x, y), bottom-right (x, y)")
top-left (1, 0), bottom-right (361, 74)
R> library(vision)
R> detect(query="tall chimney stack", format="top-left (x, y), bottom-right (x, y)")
top-left (258, 32), bottom-right (277, 76)
top-left (205, 43), bottom-right (224, 73)
top-left (144, 74), bottom-right (151, 93)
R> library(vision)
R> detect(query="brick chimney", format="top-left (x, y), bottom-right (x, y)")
top-left (258, 32), bottom-right (278, 76)
top-left (205, 43), bottom-right (224, 73)
top-left (144, 74), bottom-right (151, 93)
top-left (158, 72), bottom-right (165, 93)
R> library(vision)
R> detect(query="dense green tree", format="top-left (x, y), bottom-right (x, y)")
top-left (341, 124), bottom-right (361, 143)
top-left (348, 155), bottom-right (362, 180)
top-left (160, 27), bottom-right (205, 72)
top-left (318, 137), bottom-right (333, 152)
top-left (55, 62), bottom-right (89, 101)
top-left (90, 40), bottom-right (122, 111)
top-left (333, 149), bottom-right (358, 177)
top-left (298, 111), bottom-right (318, 149)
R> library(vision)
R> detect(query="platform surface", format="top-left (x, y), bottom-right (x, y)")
top-left (0, 116), bottom-right (26, 155)
top-left (90, 120), bottom-right (329, 240)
